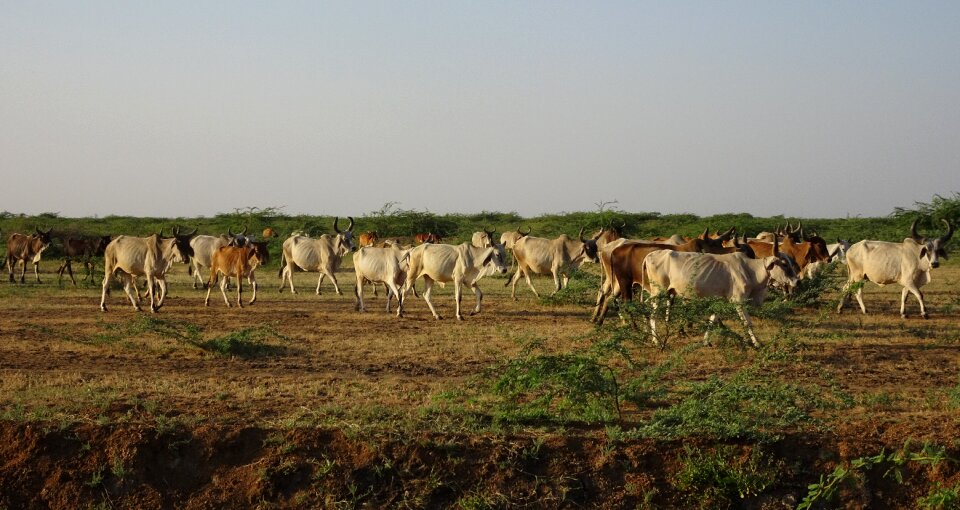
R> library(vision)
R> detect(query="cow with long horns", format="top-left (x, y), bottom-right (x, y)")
top-left (838, 219), bottom-right (953, 318)
top-left (278, 217), bottom-right (356, 295)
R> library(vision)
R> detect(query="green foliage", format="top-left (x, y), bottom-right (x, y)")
top-left (487, 339), bottom-right (621, 425)
top-left (195, 327), bottom-right (290, 358)
top-left (948, 374), bottom-right (960, 409)
top-left (918, 482), bottom-right (960, 510)
top-left (634, 366), bottom-right (816, 441)
top-left (892, 192), bottom-right (960, 226)
top-left (799, 441), bottom-right (953, 510)
top-left (785, 260), bottom-right (845, 307)
top-left (673, 445), bottom-right (782, 507)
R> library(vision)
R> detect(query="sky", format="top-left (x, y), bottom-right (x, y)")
top-left (2, 1), bottom-right (958, 219)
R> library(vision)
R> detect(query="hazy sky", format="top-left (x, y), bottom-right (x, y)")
top-left (2, 1), bottom-right (958, 218)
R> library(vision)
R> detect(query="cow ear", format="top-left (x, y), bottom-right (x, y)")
top-left (919, 246), bottom-right (928, 259)
top-left (482, 249), bottom-right (494, 266)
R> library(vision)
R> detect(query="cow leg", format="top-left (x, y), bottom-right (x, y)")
top-left (703, 314), bottom-right (718, 346)
top-left (249, 274), bottom-right (257, 305)
top-left (6, 257), bottom-right (13, 282)
top-left (423, 277), bottom-right (442, 320)
top-left (19, 259), bottom-right (27, 284)
top-left (561, 272), bottom-right (570, 290)
top-left (33, 259), bottom-right (42, 283)
top-left (550, 268), bottom-right (562, 295)
top-left (454, 278), bottom-right (465, 321)
top-left (518, 269), bottom-right (539, 299)
top-left (853, 285), bottom-right (867, 314)
top-left (122, 275), bottom-right (141, 312)
top-left (155, 278), bottom-right (168, 310)
top-left (315, 273), bottom-right (325, 294)
top-left (372, 281), bottom-right (379, 297)
top-left (470, 283), bottom-right (483, 315)
top-left (204, 280), bottom-right (214, 306)
top-left (282, 265), bottom-right (297, 294)
top-left (147, 277), bottom-right (159, 313)
top-left (218, 275), bottom-right (230, 307)
top-left (354, 276), bottom-right (364, 312)
top-left (649, 299), bottom-right (661, 347)
top-left (235, 273), bottom-right (243, 308)
top-left (327, 270), bottom-right (343, 296)
top-left (737, 306), bottom-right (761, 348)
top-left (902, 284), bottom-right (927, 319)
top-left (84, 258), bottom-right (95, 283)
top-left (99, 270), bottom-right (112, 311)
top-left (65, 260), bottom-right (77, 287)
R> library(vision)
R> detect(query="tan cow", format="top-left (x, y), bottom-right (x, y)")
top-left (99, 230), bottom-right (195, 312)
top-left (507, 229), bottom-right (602, 299)
top-left (204, 242), bottom-right (269, 308)
top-left (404, 241), bottom-right (508, 320)
top-left (278, 217), bottom-right (355, 295)
top-left (353, 245), bottom-right (411, 316)
top-left (6, 228), bottom-right (53, 284)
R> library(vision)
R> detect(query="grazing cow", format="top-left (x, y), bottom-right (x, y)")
top-left (592, 231), bottom-right (749, 323)
top-left (404, 241), bottom-right (508, 320)
top-left (278, 217), bottom-right (355, 295)
top-left (358, 231), bottom-right (379, 248)
top-left (837, 219), bottom-right (953, 318)
top-left (188, 229), bottom-right (250, 289)
top-left (353, 245), bottom-right (412, 316)
top-left (642, 248), bottom-right (798, 347)
top-left (507, 229), bottom-right (602, 299)
top-left (204, 242), bottom-right (270, 308)
top-left (99, 228), bottom-right (196, 312)
top-left (471, 228), bottom-right (497, 248)
top-left (6, 228), bottom-right (53, 284)
top-left (414, 232), bottom-right (442, 244)
top-left (57, 235), bottom-right (112, 286)
top-left (826, 239), bottom-right (852, 262)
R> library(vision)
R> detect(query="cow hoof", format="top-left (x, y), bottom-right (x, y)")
top-left (435, 315), bottom-right (443, 320)
top-left (204, 302), bottom-right (210, 307)
top-left (922, 313), bottom-right (929, 319)
top-left (901, 313), bottom-right (907, 319)
top-left (457, 316), bottom-right (464, 321)
top-left (134, 306), bottom-right (142, 312)
top-left (100, 306), bottom-right (107, 312)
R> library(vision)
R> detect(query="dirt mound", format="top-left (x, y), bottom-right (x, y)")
top-left (2, 421), bottom-right (958, 509)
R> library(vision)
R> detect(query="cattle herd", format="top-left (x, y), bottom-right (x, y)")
top-left (2, 217), bottom-right (954, 347)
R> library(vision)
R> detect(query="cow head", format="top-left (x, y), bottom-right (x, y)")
top-left (249, 241), bottom-right (270, 266)
top-left (911, 219), bottom-right (953, 268)
top-left (501, 227), bottom-right (529, 249)
top-left (578, 227), bottom-right (602, 263)
top-left (34, 227), bottom-right (53, 249)
top-left (481, 241), bottom-right (509, 275)
top-left (333, 216), bottom-right (356, 252)
top-left (227, 226), bottom-right (250, 247)
top-left (171, 226), bottom-right (197, 262)
top-left (95, 236), bottom-right (112, 256)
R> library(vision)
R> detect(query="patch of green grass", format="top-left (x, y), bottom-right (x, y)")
top-left (194, 326), bottom-right (289, 358)
top-left (673, 445), bottom-right (782, 508)
top-left (918, 482), bottom-right (960, 509)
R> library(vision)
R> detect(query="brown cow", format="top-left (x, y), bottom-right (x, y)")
top-left (6, 228), bottom-right (53, 284)
top-left (57, 235), bottom-right (112, 286)
top-left (204, 241), bottom-right (270, 308)
top-left (358, 231), bottom-right (379, 247)
top-left (414, 232), bottom-right (442, 244)
top-left (746, 233), bottom-right (829, 273)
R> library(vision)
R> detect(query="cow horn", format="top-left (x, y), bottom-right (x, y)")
top-left (242, 225), bottom-right (248, 235)
top-left (485, 226), bottom-right (495, 237)
top-left (578, 227), bottom-right (586, 242)
top-left (940, 219), bottom-right (954, 243)
top-left (521, 226), bottom-right (531, 235)
top-left (35, 227), bottom-right (42, 235)
top-left (333, 217), bottom-right (341, 234)
top-left (184, 227), bottom-right (198, 236)
top-left (158, 228), bottom-right (164, 238)
top-left (910, 219), bottom-right (923, 241)
top-left (701, 228), bottom-right (709, 240)
top-left (773, 234), bottom-right (780, 256)
top-left (347, 216), bottom-right (354, 231)
top-left (173, 225), bottom-right (180, 236)
top-left (228, 227), bottom-right (234, 236)
top-left (720, 226), bottom-right (735, 241)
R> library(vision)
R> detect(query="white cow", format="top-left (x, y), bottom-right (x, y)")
top-left (471, 228), bottom-right (496, 248)
top-left (507, 229), bottom-right (602, 299)
top-left (99, 230), bottom-right (195, 312)
top-left (837, 220), bottom-right (953, 318)
top-left (278, 217), bottom-right (355, 295)
top-left (643, 250), bottom-right (798, 347)
top-left (353, 245), bottom-right (411, 317)
top-left (404, 242), bottom-right (508, 320)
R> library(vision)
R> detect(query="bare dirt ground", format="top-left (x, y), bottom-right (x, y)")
top-left (1, 260), bottom-right (959, 508)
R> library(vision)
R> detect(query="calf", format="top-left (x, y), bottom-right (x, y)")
top-left (6, 228), bottom-right (53, 284)
top-left (205, 242), bottom-right (270, 308)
